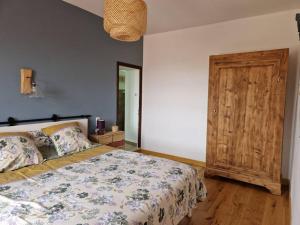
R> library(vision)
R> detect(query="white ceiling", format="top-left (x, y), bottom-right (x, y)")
top-left (63, 0), bottom-right (300, 34)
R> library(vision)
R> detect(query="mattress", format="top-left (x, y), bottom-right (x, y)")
top-left (0, 146), bottom-right (206, 225)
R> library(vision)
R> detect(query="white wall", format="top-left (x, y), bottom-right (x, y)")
top-left (125, 69), bottom-right (140, 143)
top-left (142, 9), bottom-right (300, 178)
top-left (291, 48), bottom-right (300, 225)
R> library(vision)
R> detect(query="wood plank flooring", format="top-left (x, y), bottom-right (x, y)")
top-left (179, 177), bottom-right (290, 225)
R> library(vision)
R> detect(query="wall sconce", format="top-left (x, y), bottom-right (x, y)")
top-left (20, 68), bottom-right (33, 94)
top-left (20, 68), bottom-right (44, 98)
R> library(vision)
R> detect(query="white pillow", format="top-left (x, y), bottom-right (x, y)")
top-left (43, 123), bottom-right (92, 157)
top-left (0, 133), bottom-right (43, 172)
top-left (29, 130), bottom-right (54, 148)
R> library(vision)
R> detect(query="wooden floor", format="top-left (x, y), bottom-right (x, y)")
top-left (179, 177), bottom-right (290, 225)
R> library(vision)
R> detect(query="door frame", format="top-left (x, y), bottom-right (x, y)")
top-left (116, 61), bottom-right (143, 148)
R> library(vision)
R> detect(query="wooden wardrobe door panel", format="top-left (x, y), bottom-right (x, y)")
top-left (206, 49), bottom-right (289, 195)
top-left (215, 64), bottom-right (276, 175)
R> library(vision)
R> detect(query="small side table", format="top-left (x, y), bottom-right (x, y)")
top-left (90, 131), bottom-right (125, 148)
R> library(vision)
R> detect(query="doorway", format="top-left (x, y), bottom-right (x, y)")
top-left (117, 62), bottom-right (142, 151)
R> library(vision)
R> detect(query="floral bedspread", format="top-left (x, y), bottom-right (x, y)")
top-left (0, 150), bottom-right (207, 225)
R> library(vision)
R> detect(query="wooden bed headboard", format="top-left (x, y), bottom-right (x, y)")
top-left (0, 119), bottom-right (89, 136)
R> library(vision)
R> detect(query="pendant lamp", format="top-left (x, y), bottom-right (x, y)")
top-left (104, 0), bottom-right (147, 42)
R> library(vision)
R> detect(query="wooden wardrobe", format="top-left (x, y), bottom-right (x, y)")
top-left (206, 49), bottom-right (289, 195)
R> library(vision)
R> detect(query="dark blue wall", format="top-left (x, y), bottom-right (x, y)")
top-left (0, 0), bottom-right (143, 132)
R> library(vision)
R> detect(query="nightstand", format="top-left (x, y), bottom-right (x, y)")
top-left (90, 131), bottom-right (125, 148)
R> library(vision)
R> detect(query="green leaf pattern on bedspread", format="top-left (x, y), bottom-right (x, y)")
top-left (0, 150), bottom-right (207, 225)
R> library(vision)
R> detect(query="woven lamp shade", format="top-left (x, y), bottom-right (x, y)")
top-left (104, 0), bottom-right (147, 42)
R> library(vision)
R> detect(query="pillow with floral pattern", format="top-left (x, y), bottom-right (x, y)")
top-left (0, 133), bottom-right (43, 172)
top-left (46, 126), bottom-right (92, 157)
top-left (29, 130), bottom-right (54, 148)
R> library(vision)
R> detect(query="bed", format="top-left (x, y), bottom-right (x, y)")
top-left (0, 119), bottom-right (207, 225)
